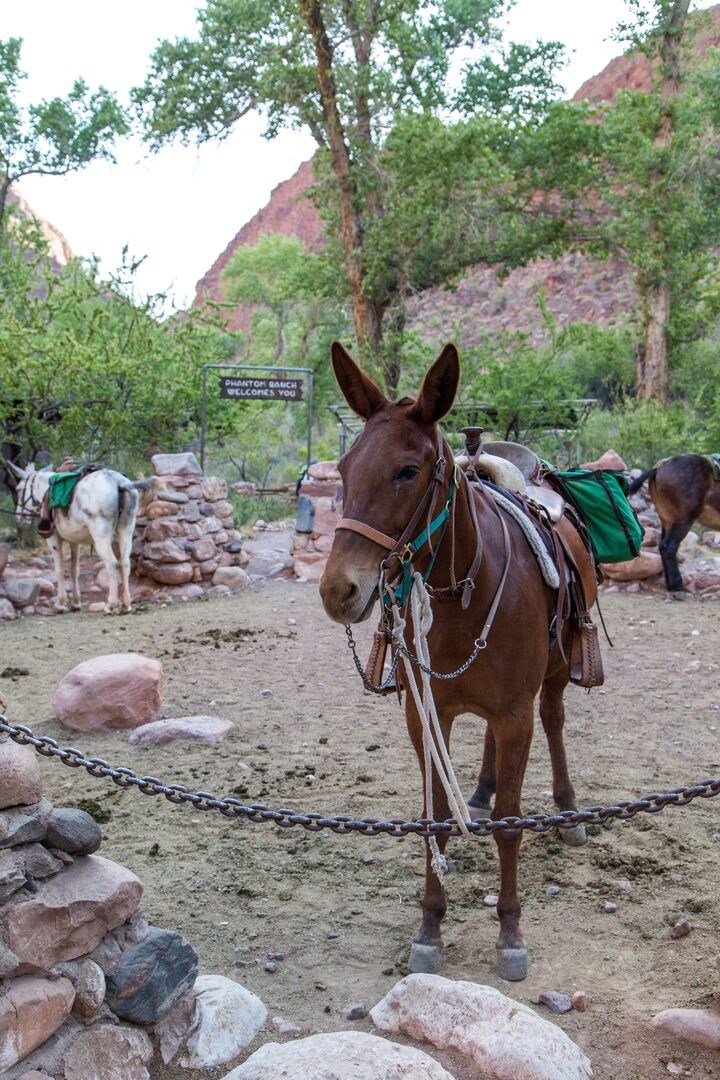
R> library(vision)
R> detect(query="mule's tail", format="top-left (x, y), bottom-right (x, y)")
top-left (626, 467), bottom-right (657, 495)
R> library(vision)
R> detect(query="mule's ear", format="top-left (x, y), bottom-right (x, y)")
top-left (412, 344), bottom-right (460, 425)
top-left (6, 461), bottom-right (27, 480)
top-left (331, 341), bottom-right (387, 420)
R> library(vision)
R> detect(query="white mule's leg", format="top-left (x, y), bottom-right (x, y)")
top-left (92, 529), bottom-right (121, 612)
top-left (117, 514), bottom-right (134, 613)
top-left (69, 543), bottom-right (82, 610)
top-left (48, 535), bottom-right (67, 612)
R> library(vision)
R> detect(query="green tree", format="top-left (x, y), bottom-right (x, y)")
top-left (133, 0), bottom-right (564, 392)
top-left (0, 38), bottom-right (128, 230)
top-left (510, 1), bottom-right (720, 402)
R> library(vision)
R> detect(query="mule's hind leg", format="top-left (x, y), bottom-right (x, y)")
top-left (405, 700), bottom-right (453, 974)
top-left (468, 725), bottom-right (496, 819)
top-left (92, 530), bottom-right (121, 613)
top-left (659, 521), bottom-right (691, 596)
top-left (69, 543), bottom-right (82, 610)
top-left (48, 535), bottom-right (67, 612)
top-left (492, 706), bottom-right (533, 981)
top-left (117, 516), bottom-right (134, 613)
top-left (540, 668), bottom-right (586, 847)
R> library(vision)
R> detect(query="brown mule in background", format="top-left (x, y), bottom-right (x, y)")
top-left (320, 342), bottom-right (600, 982)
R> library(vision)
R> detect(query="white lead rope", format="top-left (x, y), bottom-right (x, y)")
top-left (391, 573), bottom-right (474, 883)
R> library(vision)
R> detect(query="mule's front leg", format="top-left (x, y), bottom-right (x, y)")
top-left (48, 536), bottom-right (68, 612)
top-left (405, 700), bottom-right (453, 974)
top-left (492, 708), bottom-right (533, 981)
top-left (69, 543), bottom-right (82, 610)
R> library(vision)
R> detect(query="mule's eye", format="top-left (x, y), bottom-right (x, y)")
top-left (394, 466), bottom-right (419, 483)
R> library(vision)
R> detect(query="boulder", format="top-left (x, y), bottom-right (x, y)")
top-left (1, 580), bottom-right (40, 608)
top-left (0, 739), bottom-right (43, 809)
top-left (641, 527), bottom-right (661, 549)
top-left (212, 499), bottom-right (234, 520)
top-left (0, 799), bottom-right (52, 849)
top-left (308, 460), bottom-right (341, 482)
top-left (145, 500), bottom-right (180, 520)
top-left (651, 1007), bottom-right (720, 1050)
top-left (44, 809), bottom-right (102, 856)
top-left (128, 716), bottom-right (234, 747)
top-left (141, 540), bottom-right (189, 564)
top-left (2, 855), bottom-right (143, 972)
top-left (600, 552), bottom-right (663, 582)
top-left (293, 551), bottom-right (328, 583)
top-left (0, 976), bottom-right (74, 1072)
top-left (0, 598), bottom-right (16, 621)
top-left (579, 450), bottom-right (628, 472)
top-left (151, 452), bottom-right (202, 477)
top-left (370, 974), bottom-right (592, 1080)
top-left (202, 476), bottom-right (228, 501)
top-left (223, 1031), bottom-right (455, 1080)
top-left (143, 518), bottom-right (185, 542)
top-left (53, 653), bottom-right (163, 731)
top-left (105, 926), bottom-right (198, 1024)
top-left (178, 502), bottom-right (201, 524)
top-left (156, 974), bottom-right (266, 1068)
top-left (198, 513), bottom-right (222, 532)
top-left (190, 538), bottom-right (217, 562)
top-left (144, 562), bottom-right (195, 586)
top-left (211, 566), bottom-right (250, 589)
top-left (73, 958), bottom-right (106, 1018)
top-left (0, 849), bottom-right (27, 902)
top-left (62, 1024), bottom-right (154, 1080)
top-left (0, 543), bottom-right (7, 578)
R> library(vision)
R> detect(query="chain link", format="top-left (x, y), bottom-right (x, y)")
top-left (2, 715), bottom-right (719, 839)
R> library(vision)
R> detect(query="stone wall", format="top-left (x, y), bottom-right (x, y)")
top-left (133, 452), bottom-right (250, 595)
top-left (291, 462), bottom-right (342, 583)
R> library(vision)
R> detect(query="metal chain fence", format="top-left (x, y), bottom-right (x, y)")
top-left (2, 716), bottom-right (719, 840)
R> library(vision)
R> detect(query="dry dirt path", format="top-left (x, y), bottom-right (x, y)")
top-left (1, 584), bottom-right (719, 1080)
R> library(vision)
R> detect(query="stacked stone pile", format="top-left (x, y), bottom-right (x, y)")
top-left (291, 461), bottom-right (342, 583)
top-left (132, 452), bottom-right (250, 595)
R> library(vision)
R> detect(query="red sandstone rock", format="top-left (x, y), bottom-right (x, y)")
top-left (0, 740), bottom-right (43, 809)
top-left (142, 540), bottom-right (189, 564)
top-left (2, 856), bottom-right (143, 972)
top-left (651, 1007), bottom-right (720, 1050)
top-left (190, 538), bottom-right (217, 562)
top-left (145, 501), bottom-right (179, 520)
top-left (580, 450), bottom-right (628, 472)
top-left (0, 975), bottom-right (74, 1071)
top-left (211, 567), bottom-right (249, 589)
top-left (62, 1023), bottom-right (154, 1080)
top-left (202, 476), bottom-right (228, 500)
top-left (309, 461), bottom-right (341, 482)
top-left (143, 519), bottom-right (185, 542)
top-left (293, 551), bottom-right (328, 583)
top-left (53, 653), bottom-right (163, 731)
top-left (600, 553), bottom-right (663, 582)
top-left (144, 562), bottom-right (194, 586)
top-left (128, 716), bottom-right (234, 747)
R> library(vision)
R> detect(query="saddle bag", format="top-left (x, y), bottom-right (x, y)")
top-left (550, 469), bottom-right (644, 564)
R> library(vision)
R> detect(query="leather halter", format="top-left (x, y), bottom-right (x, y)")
top-left (336, 432), bottom-right (486, 611)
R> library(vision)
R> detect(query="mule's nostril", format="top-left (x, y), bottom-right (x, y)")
top-left (343, 582), bottom-right (360, 605)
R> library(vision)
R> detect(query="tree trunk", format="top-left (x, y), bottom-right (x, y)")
top-left (636, 0), bottom-right (690, 401)
top-left (637, 277), bottom-right (670, 400)
top-left (300, 0), bottom-right (383, 364)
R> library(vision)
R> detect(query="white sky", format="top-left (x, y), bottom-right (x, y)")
top-left (4, 1), bottom-right (715, 311)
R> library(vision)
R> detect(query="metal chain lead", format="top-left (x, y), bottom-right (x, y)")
top-left (2, 716), bottom-right (718, 839)
top-left (345, 623), bottom-right (486, 687)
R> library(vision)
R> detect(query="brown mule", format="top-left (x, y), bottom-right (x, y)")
top-left (628, 454), bottom-right (720, 596)
top-left (320, 342), bottom-right (597, 982)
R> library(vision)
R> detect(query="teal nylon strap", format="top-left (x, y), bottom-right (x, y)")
top-left (386, 474), bottom-right (454, 608)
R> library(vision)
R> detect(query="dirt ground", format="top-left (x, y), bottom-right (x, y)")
top-left (1, 583), bottom-right (719, 1080)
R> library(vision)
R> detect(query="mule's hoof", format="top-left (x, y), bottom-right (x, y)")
top-left (496, 946), bottom-right (528, 982)
top-left (468, 803), bottom-right (492, 822)
top-left (70, 604), bottom-right (81, 612)
top-left (672, 591), bottom-right (686, 601)
top-left (408, 942), bottom-right (443, 974)
top-left (558, 823), bottom-right (587, 847)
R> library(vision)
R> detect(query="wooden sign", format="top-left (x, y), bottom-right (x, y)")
top-left (219, 376), bottom-right (304, 401)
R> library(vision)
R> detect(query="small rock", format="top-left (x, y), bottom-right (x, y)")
top-left (571, 991), bottom-right (588, 1012)
top-left (211, 566), bottom-right (249, 589)
top-left (670, 873), bottom-right (683, 883)
top-left (0, 739), bottom-right (43, 809)
top-left (483, 894), bottom-right (499, 907)
top-left (0, 598), bottom-right (16, 621)
top-left (652, 1006), bottom-right (720, 1050)
top-left (603, 901), bottom-right (618, 913)
top-left (670, 919), bottom-right (691, 940)
top-left (62, 1022), bottom-right (154, 1080)
top-left (260, 689), bottom-right (273, 699)
top-left (23, 843), bottom-right (64, 881)
top-left (343, 1002), bottom-right (370, 1020)
top-left (0, 975), bottom-right (74, 1070)
top-left (546, 885), bottom-right (561, 897)
top-left (610, 879), bottom-right (632, 892)
top-left (105, 926), bottom-right (198, 1024)
top-left (271, 1015), bottom-right (301, 1037)
top-left (44, 808), bottom-right (102, 855)
top-left (127, 715), bottom-right (234, 747)
top-left (73, 958), bottom-right (106, 1018)
top-left (267, 952), bottom-right (284, 962)
top-left (264, 962), bottom-right (277, 973)
top-left (538, 991), bottom-right (573, 1014)
top-left (0, 798), bottom-right (52, 849)
top-left (327, 931), bottom-right (340, 940)
top-left (362, 855), bottom-right (375, 865)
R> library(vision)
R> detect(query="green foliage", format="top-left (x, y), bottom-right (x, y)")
top-left (0, 37), bottom-right (127, 227)
top-left (0, 221), bottom-right (237, 471)
top-left (579, 400), bottom-right (696, 467)
top-left (228, 492), bottom-right (294, 528)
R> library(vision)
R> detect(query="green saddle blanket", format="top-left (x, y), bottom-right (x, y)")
top-left (48, 468), bottom-right (87, 510)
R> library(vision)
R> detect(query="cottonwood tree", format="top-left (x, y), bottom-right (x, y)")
top-left (513, 1), bottom-right (720, 401)
top-left (133, 0), bottom-right (564, 393)
top-left (0, 38), bottom-right (127, 231)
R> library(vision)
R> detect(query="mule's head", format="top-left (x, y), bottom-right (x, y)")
top-left (8, 462), bottom-right (48, 527)
top-left (319, 341), bottom-right (459, 624)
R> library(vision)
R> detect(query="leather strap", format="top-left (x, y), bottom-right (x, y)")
top-left (476, 499), bottom-right (511, 645)
top-left (336, 518), bottom-right (397, 551)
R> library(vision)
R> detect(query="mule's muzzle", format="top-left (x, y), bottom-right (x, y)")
top-left (319, 569), bottom-right (377, 625)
